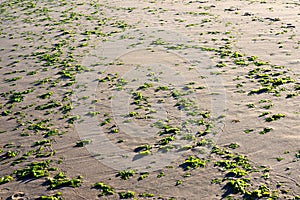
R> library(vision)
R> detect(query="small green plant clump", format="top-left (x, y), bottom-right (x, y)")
top-left (228, 143), bottom-right (239, 149)
top-left (33, 139), bottom-right (51, 146)
top-left (14, 160), bottom-right (54, 179)
top-left (118, 169), bottom-right (135, 180)
top-left (138, 82), bottom-right (153, 90)
top-left (158, 136), bottom-right (175, 145)
top-left (225, 178), bottom-right (250, 194)
top-left (0, 175), bottom-right (13, 185)
top-left (259, 127), bottom-right (273, 134)
top-left (45, 129), bottom-right (59, 137)
top-left (39, 92), bottom-right (53, 99)
top-left (37, 192), bottom-right (63, 200)
top-left (47, 172), bottom-right (82, 189)
top-left (226, 168), bottom-right (248, 177)
top-left (157, 171), bottom-right (165, 178)
top-left (158, 126), bottom-right (180, 135)
top-left (94, 182), bottom-right (114, 196)
top-left (75, 139), bottom-right (92, 147)
top-left (1, 150), bottom-right (18, 160)
top-left (35, 100), bottom-right (62, 110)
top-left (138, 172), bottom-right (149, 181)
top-left (265, 113), bottom-right (285, 122)
top-left (138, 193), bottom-right (154, 197)
top-left (134, 144), bottom-right (152, 155)
top-left (118, 190), bottom-right (135, 199)
top-left (180, 156), bottom-right (206, 170)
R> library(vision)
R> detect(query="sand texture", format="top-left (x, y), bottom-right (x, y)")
top-left (0, 0), bottom-right (300, 199)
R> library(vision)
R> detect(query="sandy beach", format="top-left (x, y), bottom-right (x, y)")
top-left (0, 0), bottom-right (299, 199)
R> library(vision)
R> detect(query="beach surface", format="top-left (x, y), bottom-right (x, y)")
top-left (0, 0), bottom-right (299, 199)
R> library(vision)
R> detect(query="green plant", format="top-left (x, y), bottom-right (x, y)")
top-left (157, 171), bottom-right (165, 178)
top-left (138, 172), bottom-right (149, 181)
top-left (100, 118), bottom-right (112, 126)
top-left (118, 169), bottom-right (135, 180)
top-left (2, 150), bottom-right (18, 159)
top-left (158, 136), bottom-right (175, 145)
top-left (75, 139), bottom-right (91, 147)
top-left (155, 85), bottom-right (169, 92)
top-left (226, 168), bottom-right (248, 177)
top-left (158, 126), bottom-right (180, 135)
top-left (225, 178), bottom-right (250, 194)
top-left (39, 92), bottom-right (53, 99)
top-left (295, 150), bottom-right (300, 158)
top-left (246, 184), bottom-right (271, 198)
top-left (14, 160), bottom-right (54, 179)
top-left (138, 82), bottom-right (153, 90)
top-left (176, 179), bottom-right (183, 186)
top-left (180, 156), bottom-right (206, 170)
top-left (276, 157), bottom-right (283, 162)
top-left (243, 129), bottom-right (253, 134)
top-left (2, 110), bottom-right (11, 116)
top-left (249, 87), bottom-right (272, 95)
top-left (228, 143), bottom-right (239, 149)
top-left (87, 111), bottom-right (99, 116)
top-left (35, 100), bottom-right (61, 110)
top-left (37, 192), bottom-right (63, 200)
top-left (134, 144), bottom-right (152, 155)
top-left (246, 103), bottom-right (255, 108)
top-left (48, 172), bottom-right (82, 189)
top-left (138, 193), bottom-right (154, 197)
top-left (259, 111), bottom-right (270, 117)
top-left (45, 129), bottom-right (59, 137)
top-left (259, 127), bottom-right (272, 134)
top-left (33, 139), bottom-right (51, 146)
top-left (265, 113), bottom-right (285, 122)
top-left (0, 175), bottom-right (13, 185)
top-left (94, 182), bottom-right (114, 196)
top-left (286, 93), bottom-right (298, 98)
top-left (118, 190), bottom-right (135, 199)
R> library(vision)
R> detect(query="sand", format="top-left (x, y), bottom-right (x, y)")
top-left (0, 0), bottom-right (299, 199)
